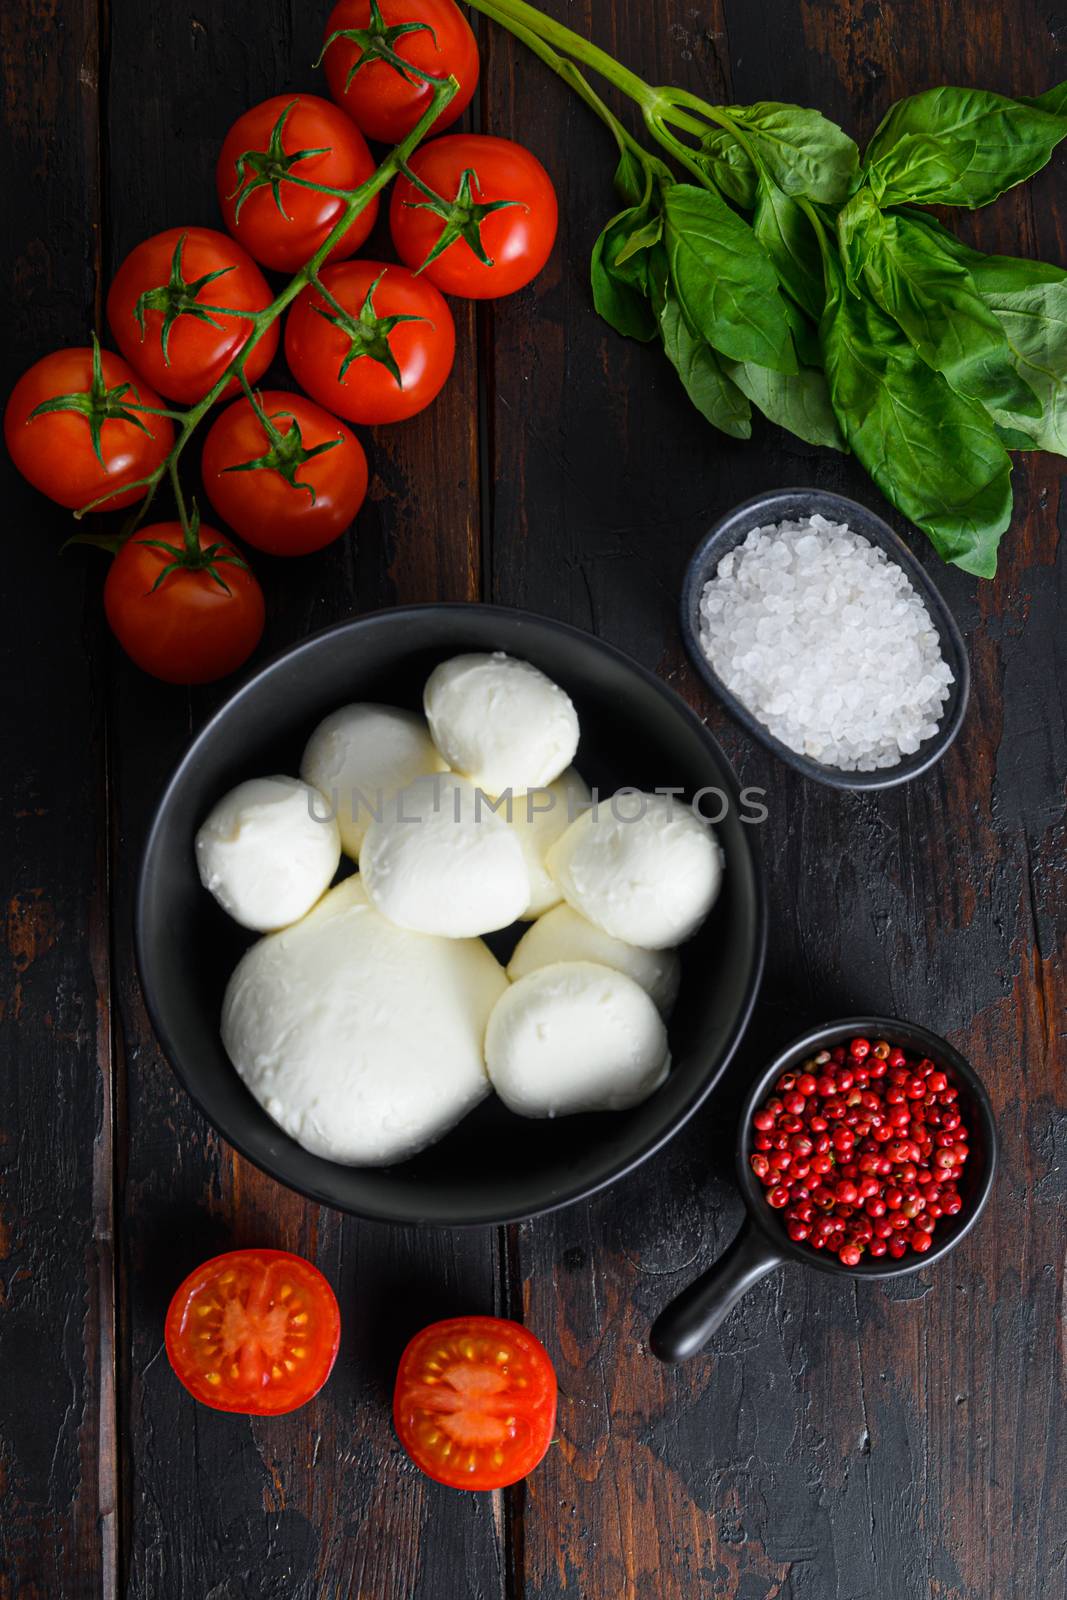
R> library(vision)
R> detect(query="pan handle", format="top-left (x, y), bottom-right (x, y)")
top-left (650, 1219), bottom-right (785, 1364)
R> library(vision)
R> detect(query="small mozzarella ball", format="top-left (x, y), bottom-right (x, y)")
top-left (359, 773), bottom-right (531, 937)
top-left (424, 652), bottom-right (580, 796)
top-left (546, 792), bottom-right (723, 950)
top-left (222, 877), bottom-right (507, 1166)
top-left (486, 961), bottom-right (670, 1117)
top-left (195, 775), bottom-right (340, 932)
top-left (505, 767), bottom-right (591, 918)
top-left (301, 703), bottom-right (448, 858)
top-left (507, 903), bottom-right (681, 1016)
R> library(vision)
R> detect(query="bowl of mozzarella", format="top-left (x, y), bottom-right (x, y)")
top-left (137, 606), bottom-right (765, 1224)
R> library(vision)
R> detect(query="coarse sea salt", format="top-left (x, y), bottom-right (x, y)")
top-left (697, 514), bottom-right (954, 771)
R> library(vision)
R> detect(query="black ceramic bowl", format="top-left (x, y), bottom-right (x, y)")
top-left (680, 489), bottom-right (971, 791)
top-left (137, 604), bottom-right (766, 1227)
top-left (650, 1017), bottom-right (997, 1362)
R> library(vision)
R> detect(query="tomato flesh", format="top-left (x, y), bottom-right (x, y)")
top-left (389, 135), bottom-right (558, 300)
top-left (394, 1316), bottom-right (557, 1490)
top-left (285, 260), bottom-right (455, 424)
top-left (217, 94), bottom-right (378, 273)
top-left (107, 227), bottom-right (279, 405)
top-left (165, 1249), bottom-right (341, 1415)
top-left (4, 347), bottom-right (173, 512)
top-left (202, 390), bottom-right (369, 555)
top-left (322, 0), bottom-right (479, 145)
top-left (104, 521), bottom-right (265, 685)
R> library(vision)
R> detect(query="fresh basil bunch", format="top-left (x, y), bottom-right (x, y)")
top-left (589, 86), bottom-right (1067, 578)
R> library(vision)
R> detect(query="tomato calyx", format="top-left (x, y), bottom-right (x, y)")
top-left (399, 164), bottom-right (524, 271)
top-left (26, 333), bottom-right (159, 467)
top-left (312, 268), bottom-right (428, 385)
top-left (134, 233), bottom-right (242, 365)
top-left (228, 101), bottom-right (334, 223)
top-left (222, 398), bottom-right (342, 504)
top-left (138, 503), bottom-right (249, 595)
top-left (316, 0), bottom-right (441, 91)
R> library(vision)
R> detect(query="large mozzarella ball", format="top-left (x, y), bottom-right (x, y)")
top-left (546, 792), bottom-right (723, 950)
top-left (507, 904), bottom-right (681, 1016)
top-left (300, 703), bottom-right (447, 858)
top-left (222, 877), bottom-right (507, 1165)
top-left (195, 775), bottom-right (340, 932)
top-left (506, 767), bottom-right (591, 918)
top-left (423, 652), bottom-right (580, 796)
top-left (359, 773), bottom-right (531, 937)
top-left (485, 961), bottom-right (670, 1117)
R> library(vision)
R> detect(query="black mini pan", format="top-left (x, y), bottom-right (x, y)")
top-left (650, 1017), bottom-right (997, 1364)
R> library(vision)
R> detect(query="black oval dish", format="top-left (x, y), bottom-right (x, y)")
top-left (136, 604), bottom-right (766, 1228)
top-left (680, 489), bottom-right (971, 791)
top-left (650, 1017), bottom-right (997, 1363)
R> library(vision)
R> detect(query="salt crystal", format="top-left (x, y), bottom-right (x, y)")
top-left (696, 515), bottom-right (954, 772)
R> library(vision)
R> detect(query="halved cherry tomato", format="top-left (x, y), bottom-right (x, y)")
top-left (389, 135), bottom-right (557, 299)
top-left (202, 389), bottom-right (369, 555)
top-left (393, 1316), bottom-right (557, 1490)
top-left (165, 1249), bottom-right (341, 1415)
top-left (285, 259), bottom-right (455, 424)
top-left (217, 94), bottom-right (378, 274)
top-left (107, 227), bottom-right (279, 405)
top-left (4, 341), bottom-right (173, 512)
top-left (104, 518), bottom-right (265, 684)
top-left (321, 0), bottom-right (479, 145)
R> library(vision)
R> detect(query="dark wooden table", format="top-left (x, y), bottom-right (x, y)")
top-left (2, 1), bottom-right (1064, 1596)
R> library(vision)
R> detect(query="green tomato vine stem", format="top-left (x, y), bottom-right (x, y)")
top-left (78, 73), bottom-right (459, 540)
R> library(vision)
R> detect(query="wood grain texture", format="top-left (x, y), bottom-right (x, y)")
top-left (485, 3), bottom-right (1067, 1598)
top-left (0, 0), bottom-right (1063, 1596)
top-left (0, 1), bottom-right (117, 1595)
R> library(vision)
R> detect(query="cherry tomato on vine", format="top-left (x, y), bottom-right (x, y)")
top-left (217, 94), bottom-right (378, 274)
top-left (4, 340), bottom-right (173, 512)
top-left (202, 389), bottom-right (369, 555)
top-left (285, 260), bottom-right (455, 424)
top-left (389, 135), bottom-right (558, 299)
top-left (165, 1250), bottom-right (341, 1415)
top-left (393, 1316), bottom-right (557, 1491)
top-left (104, 516), bottom-right (265, 684)
top-left (107, 227), bottom-right (279, 405)
top-left (320, 0), bottom-right (478, 145)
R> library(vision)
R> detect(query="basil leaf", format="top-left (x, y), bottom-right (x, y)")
top-left (899, 212), bottom-right (1065, 292)
top-left (982, 274), bottom-right (1067, 455)
top-left (721, 357), bottom-right (846, 451)
top-left (662, 184), bottom-right (797, 373)
top-left (853, 212), bottom-right (1041, 417)
top-left (615, 213), bottom-right (663, 265)
top-left (720, 102), bottom-right (860, 203)
top-left (591, 206), bottom-right (658, 342)
top-left (753, 178), bottom-right (824, 319)
top-left (1021, 79), bottom-right (1067, 118)
top-left (659, 290), bottom-right (752, 438)
top-left (696, 129), bottom-right (758, 208)
top-left (613, 149), bottom-right (648, 208)
top-left (864, 86), bottom-right (1067, 207)
top-left (820, 256), bottom-right (1013, 577)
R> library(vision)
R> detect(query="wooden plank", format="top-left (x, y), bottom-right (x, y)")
top-left (100, 3), bottom-right (501, 1595)
top-left (483, 2), bottom-right (1067, 1597)
top-left (0, 2), bottom-right (117, 1596)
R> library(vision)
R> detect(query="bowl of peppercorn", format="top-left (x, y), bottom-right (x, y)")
top-left (649, 1018), bottom-right (997, 1364)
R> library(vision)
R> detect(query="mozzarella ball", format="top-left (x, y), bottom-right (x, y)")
top-left (222, 877), bottom-right (507, 1165)
top-left (423, 652), bottom-right (580, 796)
top-left (485, 961), bottom-right (670, 1117)
top-left (301, 703), bottom-right (448, 859)
top-left (507, 904), bottom-right (681, 1016)
top-left (546, 792), bottom-right (723, 950)
top-left (359, 773), bottom-right (531, 937)
top-left (505, 767), bottom-right (591, 918)
top-left (195, 775), bottom-right (340, 932)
